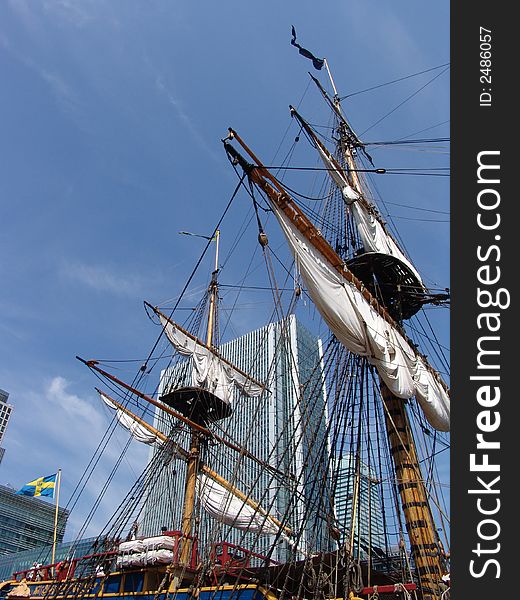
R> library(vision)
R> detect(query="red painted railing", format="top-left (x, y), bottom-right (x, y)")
top-left (360, 583), bottom-right (417, 594)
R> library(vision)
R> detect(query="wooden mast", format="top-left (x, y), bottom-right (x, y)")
top-left (178, 230), bottom-right (220, 567)
top-left (79, 358), bottom-right (289, 480)
top-left (206, 229), bottom-right (220, 349)
top-left (381, 384), bottom-right (447, 599)
top-left (224, 118), bottom-right (449, 596)
top-left (334, 95), bottom-right (446, 598)
top-left (97, 389), bottom-right (291, 534)
top-left (327, 89), bottom-right (448, 598)
top-left (223, 129), bottom-right (448, 395)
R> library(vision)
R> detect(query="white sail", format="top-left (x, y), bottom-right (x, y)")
top-left (100, 392), bottom-right (161, 446)
top-left (271, 204), bottom-right (450, 432)
top-left (116, 548), bottom-right (174, 568)
top-left (314, 142), bottom-right (424, 285)
top-left (197, 473), bottom-right (281, 535)
top-left (158, 314), bottom-right (264, 405)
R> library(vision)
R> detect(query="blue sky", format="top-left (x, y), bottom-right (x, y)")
top-left (0, 0), bottom-right (449, 542)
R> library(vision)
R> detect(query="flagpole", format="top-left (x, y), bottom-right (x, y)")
top-left (323, 58), bottom-right (339, 98)
top-left (51, 469), bottom-right (61, 567)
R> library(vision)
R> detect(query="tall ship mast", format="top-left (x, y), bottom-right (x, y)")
top-left (2, 45), bottom-right (450, 600)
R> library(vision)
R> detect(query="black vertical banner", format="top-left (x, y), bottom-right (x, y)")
top-left (452, 2), bottom-right (513, 598)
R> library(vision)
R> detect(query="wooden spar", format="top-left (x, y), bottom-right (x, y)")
top-left (381, 384), bottom-right (448, 598)
top-left (97, 389), bottom-right (291, 535)
top-left (224, 130), bottom-right (449, 594)
top-left (227, 128), bottom-right (396, 324)
top-left (289, 106), bottom-right (373, 214)
top-left (96, 388), bottom-right (188, 460)
top-left (224, 130), bottom-right (449, 396)
top-left (179, 428), bottom-right (199, 565)
top-left (180, 230), bottom-right (217, 565)
top-left (145, 302), bottom-right (265, 391)
top-left (77, 357), bottom-right (292, 482)
top-left (206, 229), bottom-right (219, 347)
top-left (308, 72), bottom-right (363, 150)
top-left (289, 107), bottom-right (424, 290)
top-left (299, 85), bottom-right (448, 594)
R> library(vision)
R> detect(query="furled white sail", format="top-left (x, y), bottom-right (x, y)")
top-left (271, 205), bottom-right (450, 431)
top-left (140, 535), bottom-right (177, 551)
top-left (314, 143), bottom-right (424, 286)
top-left (197, 473), bottom-right (281, 535)
top-left (116, 549), bottom-right (174, 568)
top-left (158, 314), bottom-right (264, 405)
top-left (100, 392), bottom-right (161, 446)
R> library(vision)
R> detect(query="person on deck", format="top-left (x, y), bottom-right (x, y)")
top-left (55, 560), bottom-right (69, 581)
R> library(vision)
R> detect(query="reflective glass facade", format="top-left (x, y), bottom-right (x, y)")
top-left (0, 537), bottom-right (96, 581)
top-left (0, 389), bottom-right (13, 463)
top-left (0, 485), bottom-right (68, 556)
top-left (332, 454), bottom-right (386, 555)
top-left (140, 316), bottom-right (333, 561)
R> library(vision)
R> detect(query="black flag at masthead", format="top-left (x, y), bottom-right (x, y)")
top-left (290, 26), bottom-right (324, 70)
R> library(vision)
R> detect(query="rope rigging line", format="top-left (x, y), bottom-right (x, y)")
top-left (396, 119), bottom-right (450, 142)
top-left (360, 66), bottom-right (450, 137)
top-left (365, 137), bottom-right (449, 146)
top-left (258, 164), bottom-right (449, 177)
top-left (388, 215), bottom-right (449, 223)
top-left (137, 172), bottom-right (247, 378)
top-left (35, 79), bottom-right (451, 600)
top-left (67, 175), bottom-right (247, 547)
top-left (339, 62), bottom-right (450, 100)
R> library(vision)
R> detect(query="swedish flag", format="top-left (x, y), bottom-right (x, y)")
top-left (16, 473), bottom-right (57, 498)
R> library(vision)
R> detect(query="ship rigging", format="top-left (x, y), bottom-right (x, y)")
top-left (3, 51), bottom-right (450, 600)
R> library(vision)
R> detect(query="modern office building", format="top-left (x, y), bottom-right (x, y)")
top-left (0, 389), bottom-right (13, 465)
top-left (332, 453), bottom-right (386, 556)
top-left (0, 537), bottom-right (96, 581)
top-left (0, 485), bottom-right (69, 555)
top-left (140, 315), bottom-right (333, 561)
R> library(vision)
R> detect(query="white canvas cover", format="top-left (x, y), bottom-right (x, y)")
top-left (141, 535), bottom-right (176, 551)
top-left (118, 539), bottom-right (144, 553)
top-left (116, 549), bottom-right (173, 568)
top-left (158, 315), bottom-right (264, 405)
top-left (197, 473), bottom-right (280, 535)
top-left (314, 143), bottom-right (424, 285)
top-left (142, 549), bottom-right (174, 565)
top-left (100, 392), bottom-right (160, 446)
top-left (271, 204), bottom-right (450, 432)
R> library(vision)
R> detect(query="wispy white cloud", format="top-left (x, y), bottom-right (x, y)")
top-left (59, 260), bottom-right (149, 297)
top-left (6, 0), bottom-right (40, 33)
top-left (46, 376), bottom-right (104, 429)
top-left (0, 20), bottom-right (80, 118)
top-left (40, 67), bottom-right (81, 115)
top-left (3, 375), bottom-right (149, 540)
top-left (155, 75), bottom-right (221, 164)
top-left (42, 0), bottom-right (95, 29)
top-left (8, 0), bottom-right (95, 30)
top-left (6, 376), bottom-right (107, 456)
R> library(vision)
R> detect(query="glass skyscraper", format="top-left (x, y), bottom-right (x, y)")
top-left (140, 315), bottom-right (333, 562)
top-left (332, 453), bottom-right (386, 556)
top-left (0, 485), bottom-right (69, 555)
top-left (0, 537), bottom-right (96, 581)
top-left (0, 388), bottom-right (13, 465)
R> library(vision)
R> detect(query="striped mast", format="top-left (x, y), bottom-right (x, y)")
top-left (321, 65), bottom-right (449, 598)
